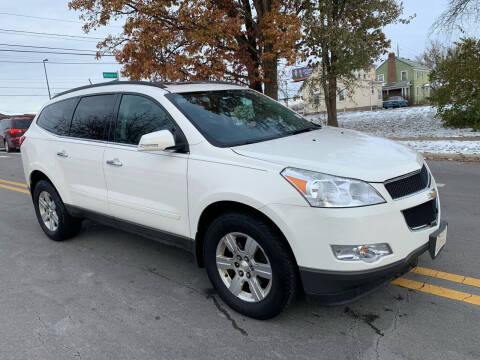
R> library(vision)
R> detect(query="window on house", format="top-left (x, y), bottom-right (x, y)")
top-left (363, 74), bottom-right (367, 80)
top-left (378, 89), bottom-right (382, 100)
top-left (377, 74), bottom-right (384, 82)
top-left (338, 89), bottom-right (345, 101)
top-left (313, 93), bottom-right (321, 106)
top-left (416, 87), bottom-right (419, 97)
top-left (370, 84), bottom-right (374, 95)
top-left (401, 71), bottom-right (408, 81)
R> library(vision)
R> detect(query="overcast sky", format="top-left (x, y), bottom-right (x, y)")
top-left (0, 0), bottom-right (477, 114)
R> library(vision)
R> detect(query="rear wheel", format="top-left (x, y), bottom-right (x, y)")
top-left (204, 212), bottom-right (297, 319)
top-left (5, 140), bottom-right (11, 153)
top-left (33, 180), bottom-right (82, 241)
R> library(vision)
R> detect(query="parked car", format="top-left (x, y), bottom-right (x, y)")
top-left (0, 117), bottom-right (33, 152)
top-left (21, 81), bottom-right (447, 319)
top-left (383, 96), bottom-right (409, 108)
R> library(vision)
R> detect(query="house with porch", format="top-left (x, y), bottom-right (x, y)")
top-left (301, 65), bottom-right (383, 115)
top-left (376, 53), bottom-right (430, 104)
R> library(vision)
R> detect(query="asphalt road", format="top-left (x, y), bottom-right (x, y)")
top-left (0, 152), bottom-right (479, 360)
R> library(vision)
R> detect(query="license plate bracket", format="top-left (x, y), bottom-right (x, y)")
top-left (429, 220), bottom-right (448, 259)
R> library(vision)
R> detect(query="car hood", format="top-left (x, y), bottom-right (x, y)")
top-left (232, 127), bottom-right (423, 182)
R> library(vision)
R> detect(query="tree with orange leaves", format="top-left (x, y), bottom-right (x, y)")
top-left (69, 0), bottom-right (303, 99)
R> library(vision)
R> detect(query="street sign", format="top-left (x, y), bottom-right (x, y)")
top-left (103, 72), bottom-right (118, 79)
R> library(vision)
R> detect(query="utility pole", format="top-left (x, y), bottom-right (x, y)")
top-left (42, 59), bottom-right (51, 100)
top-left (397, 44), bottom-right (400, 58)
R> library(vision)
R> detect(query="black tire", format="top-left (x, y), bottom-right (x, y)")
top-left (5, 140), bottom-right (11, 153)
top-left (33, 180), bottom-right (82, 241)
top-left (204, 212), bottom-right (297, 319)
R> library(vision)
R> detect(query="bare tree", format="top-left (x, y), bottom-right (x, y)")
top-left (433, 0), bottom-right (480, 32)
top-left (415, 41), bottom-right (450, 70)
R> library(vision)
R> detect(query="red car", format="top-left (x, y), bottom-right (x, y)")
top-left (0, 117), bottom-right (33, 152)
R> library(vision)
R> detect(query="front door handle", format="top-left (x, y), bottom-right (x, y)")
top-left (106, 159), bottom-right (123, 167)
top-left (57, 150), bottom-right (68, 158)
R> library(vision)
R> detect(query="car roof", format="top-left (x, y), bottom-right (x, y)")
top-left (52, 80), bottom-right (245, 100)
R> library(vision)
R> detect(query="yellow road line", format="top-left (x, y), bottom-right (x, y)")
top-left (412, 266), bottom-right (480, 288)
top-left (0, 178), bottom-right (28, 188)
top-left (0, 183), bottom-right (30, 195)
top-left (391, 277), bottom-right (480, 306)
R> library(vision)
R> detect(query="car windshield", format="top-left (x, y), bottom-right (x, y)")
top-left (12, 119), bottom-right (32, 129)
top-left (389, 97), bottom-right (402, 101)
top-left (166, 89), bottom-right (319, 147)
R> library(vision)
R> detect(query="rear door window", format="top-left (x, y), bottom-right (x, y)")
top-left (37, 98), bottom-right (76, 136)
top-left (70, 95), bottom-right (116, 141)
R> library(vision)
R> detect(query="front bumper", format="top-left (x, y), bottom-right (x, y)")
top-left (299, 242), bottom-right (428, 304)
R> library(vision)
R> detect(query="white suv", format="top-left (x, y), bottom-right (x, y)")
top-left (21, 81), bottom-right (447, 319)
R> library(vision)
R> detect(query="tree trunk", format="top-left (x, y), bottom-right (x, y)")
top-left (324, 78), bottom-right (338, 127)
top-left (263, 58), bottom-right (278, 100)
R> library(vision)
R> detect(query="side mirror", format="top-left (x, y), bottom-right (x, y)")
top-left (138, 130), bottom-right (176, 152)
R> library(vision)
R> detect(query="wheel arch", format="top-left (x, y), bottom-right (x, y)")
top-left (194, 201), bottom-right (298, 272)
top-left (29, 170), bottom-right (57, 199)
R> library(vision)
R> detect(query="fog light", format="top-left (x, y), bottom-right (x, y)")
top-left (331, 243), bottom-right (392, 263)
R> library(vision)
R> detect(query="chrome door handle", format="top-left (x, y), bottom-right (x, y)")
top-left (56, 151), bottom-right (68, 158)
top-left (106, 159), bottom-right (123, 167)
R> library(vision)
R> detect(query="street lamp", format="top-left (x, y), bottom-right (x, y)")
top-left (42, 59), bottom-right (51, 100)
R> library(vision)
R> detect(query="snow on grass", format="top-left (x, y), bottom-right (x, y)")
top-left (399, 140), bottom-right (480, 154)
top-left (306, 106), bottom-right (480, 139)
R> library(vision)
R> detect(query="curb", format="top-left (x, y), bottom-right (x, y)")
top-left (423, 153), bottom-right (480, 162)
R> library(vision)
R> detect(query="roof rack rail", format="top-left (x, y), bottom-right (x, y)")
top-left (52, 81), bottom-right (167, 99)
top-left (160, 80), bottom-right (238, 86)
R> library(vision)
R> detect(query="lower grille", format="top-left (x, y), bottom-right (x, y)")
top-left (385, 165), bottom-right (430, 200)
top-left (402, 199), bottom-right (438, 230)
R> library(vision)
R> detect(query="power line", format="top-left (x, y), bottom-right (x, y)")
top-left (0, 95), bottom-right (49, 97)
top-left (0, 11), bottom-right (123, 29)
top-left (0, 28), bottom-right (104, 40)
top-left (0, 49), bottom-right (114, 56)
top-left (0, 60), bottom-right (118, 64)
top-left (0, 43), bottom-right (106, 53)
top-left (0, 86), bottom-right (70, 89)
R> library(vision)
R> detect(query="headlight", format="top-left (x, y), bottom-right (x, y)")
top-left (281, 167), bottom-right (385, 208)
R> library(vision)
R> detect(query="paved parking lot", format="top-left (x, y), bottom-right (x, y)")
top-left (0, 152), bottom-right (479, 360)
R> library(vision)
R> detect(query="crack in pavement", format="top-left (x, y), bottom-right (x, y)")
top-left (206, 290), bottom-right (248, 337)
top-left (145, 267), bottom-right (248, 337)
top-left (344, 307), bottom-right (384, 337)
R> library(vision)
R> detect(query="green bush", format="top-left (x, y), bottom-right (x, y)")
top-left (429, 37), bottom-right (480, 130)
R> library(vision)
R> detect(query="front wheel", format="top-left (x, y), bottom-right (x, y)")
top-left (204, 212), bottom-right (298, 319)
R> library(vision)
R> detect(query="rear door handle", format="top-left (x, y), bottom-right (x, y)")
top-left (56, 151), bottom-right (68, 158)
top-left (106, 159), bottom-right (123, 167)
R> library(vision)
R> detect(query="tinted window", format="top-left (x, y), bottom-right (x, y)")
top-left (70, 95), bottom-right (116, 140)
top-left (166, 90), bottom-right (318, 147)
top-left (12, 119), bottom-right (32, 129)
top-left (115, 95), bottom-right (179, 145)
top-left (37, 98), bottom-right (76, 136)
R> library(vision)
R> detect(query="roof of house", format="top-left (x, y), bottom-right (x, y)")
top-left (397, 57), bottom-right (430, 71)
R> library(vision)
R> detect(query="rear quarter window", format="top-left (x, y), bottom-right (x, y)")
top-left (37, 98), bottom-right (77, 136)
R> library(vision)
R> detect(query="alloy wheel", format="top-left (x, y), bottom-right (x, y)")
top-left (216, 232), bottom-right (273, 302)
top-left (38, 191), bottom-right (59, 232)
